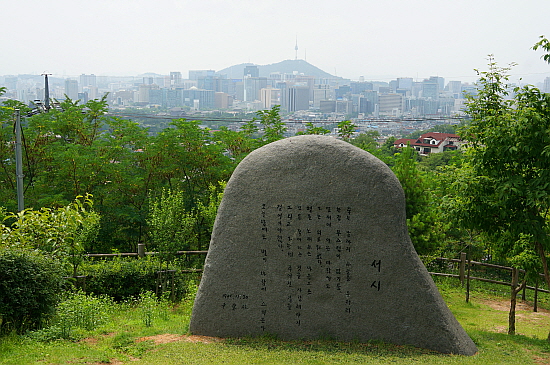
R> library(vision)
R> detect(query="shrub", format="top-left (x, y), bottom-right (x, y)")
top-left (0, 248), bottom-right (64, 334)
top-left (28, 291), bottom-right (114, 341)
top-left (81, 256), bottom-right (199, 302)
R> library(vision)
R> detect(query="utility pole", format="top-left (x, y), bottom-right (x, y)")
top-left (14, 109), bottom-right (24, 212)
top-left (42, 73), bottom-right (52, 111)
top-left (13, 73), bottom-right (53, 211)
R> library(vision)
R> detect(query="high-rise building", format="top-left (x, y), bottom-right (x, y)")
top-left (170, 72), bottom-right (182, 87)
top-left (64, 79), bottom-right (79, 100)
top-left (244, 65), bottom-right (259, 78)
top-left (4, 76), bottom-right (17, 90)
top-left (183, 88), bottom-right (215, 109)
top-left (215, 92), bottom-right (233, 109)
top-left (244, 77), bottom-right (267, 101)
top-left (422, 79), bottom-right (439, 99)
top-left (446, 81), bottom-right (463, 98)
top-left (260, 87), bottom-right (280, 109)
top-left (313, 84), bottom-right (334, 108)
top-left (287, 85), bottom-right (309, 112)
top-left (543, 77), bottom-right (550, 93)
top-left (397, 77), bottom-right (413, 91)
top-left (429, 76), bottom-right (445, 91)
top-left (379, 93), bottom-right (404, 116)
top-left (79, 74), bottom-right (96, 91)
top-left (350, 82), bottom-right (373, 94)
top-left (189, 70), bottom-right (215, 80)
top-left (319, 100), bottom-right (336, 113)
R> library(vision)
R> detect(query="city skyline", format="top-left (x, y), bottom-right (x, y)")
top-left (2, 0), bottom-right (550, 85)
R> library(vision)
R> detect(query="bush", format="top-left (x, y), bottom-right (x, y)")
top-left (28, 291), bottom-right (114, 341)
top-left (0, 248), bottom-right (64, 334)
top-left (81, 256), bottom-right (199, 302)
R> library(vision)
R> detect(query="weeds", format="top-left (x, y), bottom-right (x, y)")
top-left (29, 290), bottom-right (113, 341)
top-left (138, 291), bottom-right (170, 327)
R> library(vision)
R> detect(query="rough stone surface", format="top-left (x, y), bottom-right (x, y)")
top-left (190, 135), bottom-right (477, 355)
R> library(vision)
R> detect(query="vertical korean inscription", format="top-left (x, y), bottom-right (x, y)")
top-left (259, 203), bottom-right (268, 331)
top-left (258, 204), bottom-right (359, 331)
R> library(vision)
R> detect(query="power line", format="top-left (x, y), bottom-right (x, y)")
top-left (106, 111), bottom-right (469, 124)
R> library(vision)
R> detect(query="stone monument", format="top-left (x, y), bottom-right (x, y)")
top-left (190, 135), bottom-right (477, 355)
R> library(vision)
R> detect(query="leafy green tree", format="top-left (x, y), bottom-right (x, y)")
top-left (240, 119), bottom-right (260, 138)
top-left (337, 120), bottom-right (357, 141)
top-left (349, 130), bottom-right (380, 152)
top-left (213, 126), bottom-right (257, 162)
top-left (148, 189), bottom-right (196, 267)
top-left (193, 181), bottom-right (225, 251)
top-left (406, 124), bottom-right (459, 139)
top-left (419, 150), bottom-right (464, 171)
top-left (392, 146), bottom-right (445, 255)
top-left (532, 35), bottom-right (550, 63)
top-left (256, 105), bottom-right (287, 144)
top-left (1, 195), bottom-right (100, 276)
top-left (296, 122), bottom-right (330, 136)
top-left (451, 56), bottom-right (550, 335)
top-left (0, 248), bottom-right (64, 334)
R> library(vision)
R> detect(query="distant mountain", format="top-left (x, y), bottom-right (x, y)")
top-left (217, 59), bottom-right (340, 80)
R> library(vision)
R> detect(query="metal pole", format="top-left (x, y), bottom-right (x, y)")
top-left (14, 109), bottom-right (24, 212)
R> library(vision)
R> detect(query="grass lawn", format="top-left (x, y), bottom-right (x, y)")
top-left (1, 278), bottom-right (549, 365)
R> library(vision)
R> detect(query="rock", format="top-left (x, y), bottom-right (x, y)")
top-left (190, 135), bottom-right (477, 355)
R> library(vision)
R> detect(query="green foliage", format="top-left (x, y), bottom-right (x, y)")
top-left (137, 291), bottom-right (169, 327)
top-left (349, 130), bottom-right (380, 152)
top-left (148, 181), bottom-right (225, 256)
top-left (194, 181), bottom-right (225, 251)
top-left (213, 126), bottom-right (256, 161)
top-left (29, 291), bottom-right (113, 341)
top-left (0, 195), bottom-right (100, 276)
top-left (148, 189), bottom-right (196, 264)
top-left (392, 146), bottom-right (445, 255)
top-left (81, 256), bottom-right (197, 302)
top-left (532, 35), bottom-right (550, 64)
top-left (0, 248), bottom-right (64, 334)
top-left (419, 150), bottom-right (464, 171)
top-left (256, 105), bottom-right (287, 144)
top-left (405, 124), bottom-right (459, 139)
top-left (296, 122), bottom-right (330, 135)
top-left (337, 120), bottom-right (357, 141)
top-left (455, 58), bottom-right (550, 274)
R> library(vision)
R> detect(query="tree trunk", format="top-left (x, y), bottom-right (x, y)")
top-left (535, 241), bottom-right (550, 289)
top-left (534, 241), bottom-right (550, 342)
top-left (508, 268), bottom-right (525, 335)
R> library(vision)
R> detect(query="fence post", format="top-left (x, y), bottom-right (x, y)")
top-left (466, 257), bottom-right (472, 303)
top-left (534, 279), bottom-right (539, 313)
top-left (138, 243), bottom-right (145, 258)
top-left (459, 252), bottom-right (466, 285)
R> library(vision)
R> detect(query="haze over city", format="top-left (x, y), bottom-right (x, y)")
top-left (2, 0), bottom-right (550, 84)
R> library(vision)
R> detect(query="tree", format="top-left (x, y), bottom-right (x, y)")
top-left (349, 130), bottom-right (380, 152)
top-left (1, 195), bottom-right (100, 276)
top-left (256, 105), bottom-right (287, 145)
top-left (452, 56), bottom-right (550, 336)
top-left (337, 120), bottom-right (357, 141)
top-left (532, 35), bottom-right (550, 64)
top-left (148, 188), bottom-right (196, 267)
top-left (392, 146), bottom-right (444, 255)
top-left (296, 122), bottom-right (330, 136)
top-left (212, 126), bottom-right (257, 162)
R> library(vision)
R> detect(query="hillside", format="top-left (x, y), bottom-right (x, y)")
top-left (217, 59), bottom-right (342, 80)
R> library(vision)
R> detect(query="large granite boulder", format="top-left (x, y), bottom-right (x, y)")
top-left (190, 135), bottom-right (477, 355)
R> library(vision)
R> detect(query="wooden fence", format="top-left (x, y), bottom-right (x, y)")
top-left (428, 252), bottom-right (549, 311)
top-left (82, 246), bottom-right (549, 310)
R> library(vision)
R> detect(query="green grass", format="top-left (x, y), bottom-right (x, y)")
top-left (1, 280), bottom-right (550, 365)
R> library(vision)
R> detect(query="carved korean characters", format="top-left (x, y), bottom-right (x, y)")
top-left (190, 135), bottom-right (477, 355)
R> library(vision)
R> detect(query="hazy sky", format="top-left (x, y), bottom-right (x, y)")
top-left (3, 0), bottom-right (549, 84)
